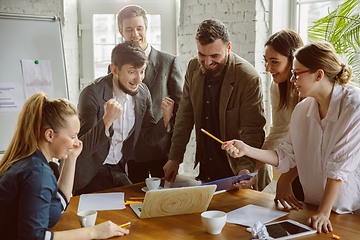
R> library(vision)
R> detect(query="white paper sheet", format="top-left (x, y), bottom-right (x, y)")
top-left (78, 192), bottom-right (126, 212)
top-left (226, 204), bottom-right (288, 227)
top-left (20, 59), bottom-right (55, 99)
top-left (0, 82), bottom-right (25, 112)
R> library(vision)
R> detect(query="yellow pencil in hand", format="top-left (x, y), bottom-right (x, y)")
top-left (201, 128), bottom-right (224, 144)
top-left (119, 222), bottom-right (131, 228)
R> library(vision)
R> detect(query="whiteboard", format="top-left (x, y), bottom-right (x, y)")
top-left (0, 13), bottom-right (68, 153)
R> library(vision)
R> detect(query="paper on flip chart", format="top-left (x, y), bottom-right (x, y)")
top-left (226, 204), bottom-right (288, 227)
top-left (78, 192), bottom-right (126, 212)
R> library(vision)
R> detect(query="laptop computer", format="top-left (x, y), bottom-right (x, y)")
top-left (130, 185), bottom-right (217, 219)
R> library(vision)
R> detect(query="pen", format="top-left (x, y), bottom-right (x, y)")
top-left (119, 222), bottom-right (131, 228)
top-left (201, 128), bottom-right (225, 144)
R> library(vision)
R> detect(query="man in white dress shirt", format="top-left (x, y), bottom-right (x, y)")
top-left (73, 42), bottom-right (174, 195)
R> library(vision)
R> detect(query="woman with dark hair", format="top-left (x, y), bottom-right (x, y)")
top-left (254, 30), bottom-right (303, 192)
top-left (223, 42), bottom-right (360, 233)
top-left (0, 93), bottom-right (129, 239)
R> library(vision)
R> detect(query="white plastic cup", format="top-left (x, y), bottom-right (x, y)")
top-left (77, 210), bottom-right (97, 227)
top-left (201, 210), bottom-right (227, 234)
top-left (145, 177), bottom-right (161, 190)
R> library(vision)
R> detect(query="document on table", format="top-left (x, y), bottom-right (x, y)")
top-left (226, 204), bottom-right (288, 227)
top-left (78, 192), bottom-right (126, 212)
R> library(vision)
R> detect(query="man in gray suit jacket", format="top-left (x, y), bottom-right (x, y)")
top-left (73, 42), bottom-right (174, 195)
top-left (115, 5), bottom-right (183, 183)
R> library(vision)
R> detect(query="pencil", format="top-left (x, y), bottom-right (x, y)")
top-left (124, 201), bottom-right (142, 206)
top-left (119, 222), bottom-right (131, 228)
top-left (129, 197), bottom-right (145, 200)
top-left (201, 128), bottom-right (224, 144)
top-left (169, 179), bottom-right (173, 188)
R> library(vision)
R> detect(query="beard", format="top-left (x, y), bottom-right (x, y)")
top-left (117, 78), bottom-right (139, 96)
top-left (199, 53), bottom-right (228, 77)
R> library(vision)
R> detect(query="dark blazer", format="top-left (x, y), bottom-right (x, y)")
top-left (73, 73), bottom-right (168, 191)
top-left (169, 52), bottom-right (266, 175)
top-left (133, 46), bottom-right (183, 162)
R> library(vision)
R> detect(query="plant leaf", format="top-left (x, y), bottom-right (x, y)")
top-left (308, 0), bottom-right (360, 82)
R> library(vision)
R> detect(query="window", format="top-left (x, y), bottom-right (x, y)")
top-left (93, 14), bottom-right (161, 79)
top-left (297, 0), bottom-right (345, 44)
top-left (79, 0), bottom-right (176, 86)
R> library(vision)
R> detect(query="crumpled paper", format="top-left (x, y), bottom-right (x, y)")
top-left (251, 221), bottom-right (269, 240)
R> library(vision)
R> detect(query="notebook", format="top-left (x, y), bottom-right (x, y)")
top-left (130, 185), bottom-right (217, 219)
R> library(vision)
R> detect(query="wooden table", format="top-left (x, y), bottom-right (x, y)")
top-left (53, 182), bottom-right (360, 239)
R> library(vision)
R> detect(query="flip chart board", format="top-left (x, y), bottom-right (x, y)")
top-left (0, 13), bottom-right (68, 153)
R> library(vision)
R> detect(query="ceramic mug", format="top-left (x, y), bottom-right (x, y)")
top-left (77, 210), bottom-right (97, 227)
top-left (145, 177), bottom-right (161, 190)
top-left (201, 210), bottom-right (227, 234)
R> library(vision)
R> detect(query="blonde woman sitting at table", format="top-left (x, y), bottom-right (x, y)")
top-left (0, 93), bottom-right (129, 240)
top-left (222, 42), bottom-right (360, 233)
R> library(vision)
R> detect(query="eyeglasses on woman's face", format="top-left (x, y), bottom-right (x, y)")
top-left (291, 70), bottom-right (310, 80)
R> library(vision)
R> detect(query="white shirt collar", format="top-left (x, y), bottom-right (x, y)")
top-left (307, 84), bottom-right (342, 122)
top-left (144, 44), bottom-right (151, 57)
top-left (324, 84), bottom-right (342, 122)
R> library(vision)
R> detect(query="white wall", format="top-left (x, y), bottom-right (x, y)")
top-left (0, 0), bottom-right (63, 16)
top-left (63, 0), bottom-right (79, 106)
top-left (255, 0), bottom-right (271, 134)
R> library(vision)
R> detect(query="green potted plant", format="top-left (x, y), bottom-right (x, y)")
top-left (308, 0), bottom-right (360, 82)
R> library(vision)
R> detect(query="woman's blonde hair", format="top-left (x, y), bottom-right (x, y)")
top-left (0, 92), bottom-right (77, 177)
top-left (295, 41), bottom-right (352, 84)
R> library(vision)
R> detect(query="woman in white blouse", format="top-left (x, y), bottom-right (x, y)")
top-left (255, 30), bottom-right (303, 191)
top-left (223, 42), bottom-right (360, 233)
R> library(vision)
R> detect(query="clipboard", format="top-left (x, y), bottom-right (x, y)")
top-left (200, 172), bottom-right (258, 191)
